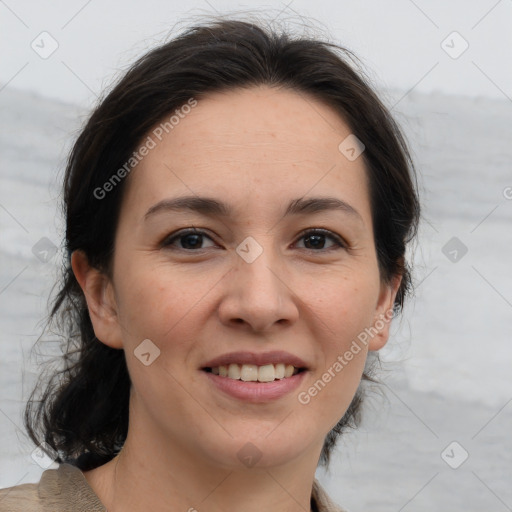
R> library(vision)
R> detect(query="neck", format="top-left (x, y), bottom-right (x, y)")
top-left (83, 398), bottom-right (322, 512)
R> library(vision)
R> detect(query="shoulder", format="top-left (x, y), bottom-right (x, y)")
top-left (0, 463), bottom-right (106, 512)
top-left (312, 478), bottom-right (350, 512)
top-left (0, 480), bottom-right (40, 512)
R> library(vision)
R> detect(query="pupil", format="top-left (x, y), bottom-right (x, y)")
top-left (182, 234), bottom-right (202, 249)
top-left (180, 233), bottom-right (326, 250)
top-left (305, 234), bottom-right (324, 249)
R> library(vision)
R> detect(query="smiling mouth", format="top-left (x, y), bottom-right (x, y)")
top-left (202, 363), bottom-right (305, 383)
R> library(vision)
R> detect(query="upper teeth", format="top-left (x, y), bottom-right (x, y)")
top-left (211, 363), bottom-right (298, 382)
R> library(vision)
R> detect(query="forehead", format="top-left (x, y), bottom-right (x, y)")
top-left (121, 86), bottom-right (371, 223)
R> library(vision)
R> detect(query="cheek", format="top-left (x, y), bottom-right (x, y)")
top-left (303, 272), bottom-right (380, 345)
top-left (114, 259), bottom-right (215, 351)
top-left (299, 300), bottom-right (370, 431)
top-left (296, 272), bottom-right (378, 418)
top-left (115, 264), bottom-right (206, 407)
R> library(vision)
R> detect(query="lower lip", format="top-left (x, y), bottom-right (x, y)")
top-left (202, 370), bottom-right (307, 403)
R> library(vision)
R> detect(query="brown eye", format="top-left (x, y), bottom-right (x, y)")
top-left (295, 229), bottom-right (345, 251)
top-left (162, 229), bottom-right (216, 250)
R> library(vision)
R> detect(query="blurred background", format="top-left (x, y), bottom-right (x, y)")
top-left (1, 1), bottom-right (511, 510)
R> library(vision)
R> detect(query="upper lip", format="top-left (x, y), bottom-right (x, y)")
top-left (201, 351), bottom-right (309, 369)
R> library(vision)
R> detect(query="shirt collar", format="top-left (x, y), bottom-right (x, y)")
top-left (47, 463), bottom-right (347, 512)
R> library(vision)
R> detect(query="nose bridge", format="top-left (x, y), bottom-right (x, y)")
top-left (236, 235), bottom-right (285, 302)
top-left (217, 234), bottom-right (298, 331)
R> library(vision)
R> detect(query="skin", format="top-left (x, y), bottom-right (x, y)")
top-left (72, 85), bottom-right (401, 512)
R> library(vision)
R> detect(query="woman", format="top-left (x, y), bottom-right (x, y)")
top-left (0, 17), bottom-right (419, 512)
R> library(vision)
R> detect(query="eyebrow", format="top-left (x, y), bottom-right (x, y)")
top-left (144, 195), bottom-right (363, 222)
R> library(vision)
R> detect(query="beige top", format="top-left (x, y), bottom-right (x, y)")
top-left (0, 463), bottom-right (348, 512)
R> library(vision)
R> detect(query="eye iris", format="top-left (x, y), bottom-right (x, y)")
top-left (169, 231), bottom-right (336, 251)
top-left (181, 233), bottom-right (202, 249)
top-left (304, 233), bottom-right (325, 249)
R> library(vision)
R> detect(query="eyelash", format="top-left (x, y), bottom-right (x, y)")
top-left (161, 228), bottom-right (346, 253)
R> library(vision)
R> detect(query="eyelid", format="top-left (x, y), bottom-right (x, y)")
top-left (161, 228), bottom-right (217, 249)
top-left (293, 228), bottom-right (346, 250)
top-left (161, 227), bottom-right (347, 251)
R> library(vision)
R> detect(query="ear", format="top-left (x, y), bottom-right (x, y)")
top-left (368, 274), bottom-right (402, 352)
top-left (70, 250), bottom-right (124, 349)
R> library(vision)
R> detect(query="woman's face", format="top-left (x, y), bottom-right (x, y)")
top-left (89, 86), bottom-right (399, 469)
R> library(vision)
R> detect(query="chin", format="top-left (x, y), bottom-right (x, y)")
top-left (199, 429), bottom-right (313, 470)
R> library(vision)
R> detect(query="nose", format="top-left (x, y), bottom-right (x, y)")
top-left (217, 243), bottom-right (299, 333)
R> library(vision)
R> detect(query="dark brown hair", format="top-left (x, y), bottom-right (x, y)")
top-left (24, 17), bottom-right (420, 471)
